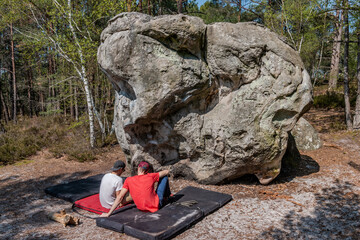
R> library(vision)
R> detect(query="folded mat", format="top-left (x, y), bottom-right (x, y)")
top-left (73, 193), bottom-right (134, 215)
top-left (96, 186), bottom-right (232, 240)
top-left (45, 174), bottom-right (104, 203)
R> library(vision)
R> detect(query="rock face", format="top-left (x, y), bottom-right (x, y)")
top-left (291, 118), bottom-right (322, 151)
top-left (98, 13), bottom-right (313, 184)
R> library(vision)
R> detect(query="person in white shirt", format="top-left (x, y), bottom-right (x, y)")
top-left (99, 160), bottom-right (132, 209)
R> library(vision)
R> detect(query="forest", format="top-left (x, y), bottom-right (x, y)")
top-left (0, 0), bottom-right (360, 164)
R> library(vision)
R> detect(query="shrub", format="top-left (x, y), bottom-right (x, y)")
top-left (313, 91), bottom-right (345, 108)
top-left (0, 115), bottom-right (111, 165)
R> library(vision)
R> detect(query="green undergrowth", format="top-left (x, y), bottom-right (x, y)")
top-left (313, 83), bottom-right (357, 109)
top-left (0, 116), bottom-right (115, 165)
top-left (313, 91), bottom-right (357, 109)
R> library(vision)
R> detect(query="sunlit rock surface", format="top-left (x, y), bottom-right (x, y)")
top-left (98, 13), bottom-right (312, 184)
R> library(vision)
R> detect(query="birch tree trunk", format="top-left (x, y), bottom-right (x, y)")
top-left (353, 31), bottom-right (360, 129)
top-left (343, 1), bottom-right (352, 130)
top-left (67, 0), bottom-right (95, 147)
top-left (329, 9), bottom-right (343, 90)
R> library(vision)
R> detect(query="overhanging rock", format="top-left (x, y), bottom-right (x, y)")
top-left (97, 13), bottom-right (312, 184)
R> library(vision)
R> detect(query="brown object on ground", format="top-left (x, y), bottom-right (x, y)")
top-left (323, 142), bottom-right (344, 151)
top-left (48, 209), bottom-right (79, 227)
top-left (259, 190), bottom-right (305, 207)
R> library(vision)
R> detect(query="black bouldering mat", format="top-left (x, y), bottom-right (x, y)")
top-left (96, 186), bottom-right (232, 240)
top-left (174, 186), bottom-right (232, 215)
top-left (45, 175), bottom-right (232, 239)
top-left (44, 174), bottom-right (104, 202)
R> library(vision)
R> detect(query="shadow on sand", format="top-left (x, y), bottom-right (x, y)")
top-left (0, 171), bottom-right (90, 239)
top-left (228, 154), bottom-right (320, 186)
top-left (260, 180), bottom-right (360, 239)
top-left (348, 161), bottom-right (360, 172)
top-left (275, 154), bottom-right (320, 183)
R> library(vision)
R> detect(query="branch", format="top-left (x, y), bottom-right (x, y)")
top-left (282, 1), bottom-right (297, 48)
top-left (12, 26), bottom-right (41, 41)
top-left (240, 5), bottom-right (263, 20)
top-left (0, 68), bottom-right (13, 73)
top-left (29, 6), bottom-right (80, 72)
top-left (49, 76), bottom-right (78, 87)
top-left (318, 7), bottom-right (360, 14)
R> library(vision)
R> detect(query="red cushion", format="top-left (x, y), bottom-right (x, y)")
top-left (74, 194), bottom-right (119, 214)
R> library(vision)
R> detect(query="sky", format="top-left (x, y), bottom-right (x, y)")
top-left (195, 0), bottom-right (208, 7)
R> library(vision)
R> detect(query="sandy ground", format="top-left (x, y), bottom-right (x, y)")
top-left (1, 111), bottom-right (360, 239)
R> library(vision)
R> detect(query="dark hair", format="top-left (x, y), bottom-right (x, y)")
top-left (111, 160), bottom-right (125, 171)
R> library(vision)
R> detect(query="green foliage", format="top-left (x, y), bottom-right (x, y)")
top-left (313, 91), bottom-right (345, 108)
top-left (313, 89), bottom-right (357, 109)
top-left (190, 1), bottom-right (238, 24)
top-left (0, 116), bottom-right (100, 165)
top-left (100, 133), bottom-right (118, 147)
top-left (0, 118), bottom-right (46, 164)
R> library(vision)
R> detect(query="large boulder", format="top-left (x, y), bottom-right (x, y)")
top-left (98, 13), bottom-right (312, 184)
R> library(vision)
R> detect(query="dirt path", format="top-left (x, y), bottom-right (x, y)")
top-left (1, 120), bottom-right (360, 239)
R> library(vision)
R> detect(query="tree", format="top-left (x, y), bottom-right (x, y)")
top-left (353, 28), bottom-right (360, 129)
top-left (0, 0), bottom-right (26, 122)
top-left (328, 3), bottom-right (343, 90)
top-left (343, 0), bottom-right (352, 130)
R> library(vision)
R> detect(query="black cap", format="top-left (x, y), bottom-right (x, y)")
top-left (111, 160), bottom-right (125, 171)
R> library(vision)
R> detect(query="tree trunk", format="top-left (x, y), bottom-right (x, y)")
top-left (10, 23), bottom-right (17, 123)
top-left (139, 0), bottom-right (142, 12)
top-left (0, 91), bottom-right (9, 123)
top-left (353, 31), bottom-right (360, 129)
top-left (27, 64), bottom-right (33, 117)
top-left (177, 0), bottom-right (182, 14)
top-left (68, 0), bottom-right (95, 147)
top-left (343, 1), bottom-right (352, 130)
top-left (148, 0), bottom-right (151, 15)
top-left (126, 0), bottom-right (131, 12)
top-left (74, 86), bottom-right (78, 121)
top-left (48, 50), bottom-right (53, 113)
top-left (70, 81), bottom-right (74, 119)
top-left (329, 9), bottom-right (343, 90)
top-left (238, 0), bottom-right (242, 22)
top-left (40, 91), bottom-right (44, 112)
top-left (159, 0), bottom-right (162, 15)
top-left (53, 57), bottom-right (60, 111)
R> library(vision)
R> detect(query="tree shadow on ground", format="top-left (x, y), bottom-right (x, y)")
top-left (0, 171), bottom-right (90, 239)
top-left (348, 161), bottom-right (360, 172)
top-left (260, 180), bottom-right (360, 239)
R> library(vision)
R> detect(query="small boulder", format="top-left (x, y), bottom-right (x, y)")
top-left (291, 118), bottom-right (322, 151)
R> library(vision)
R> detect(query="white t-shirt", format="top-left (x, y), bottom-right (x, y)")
top-left (99, 173), bottom-right (124, 209)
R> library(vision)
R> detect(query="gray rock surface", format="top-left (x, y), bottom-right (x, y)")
top-left (98, 13), bottom-right (312, 184)
top-left (291, 118), bottom-right (322, 151)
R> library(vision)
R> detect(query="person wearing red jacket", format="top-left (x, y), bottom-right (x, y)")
top-left (100, 161), bottom-right (171, 217)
